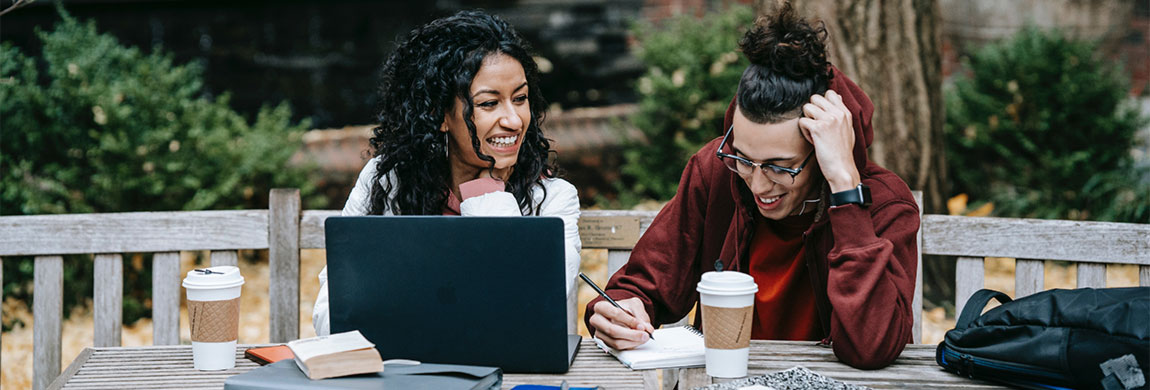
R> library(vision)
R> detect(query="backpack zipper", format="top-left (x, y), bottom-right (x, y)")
top-left (939, 345), bottom-right (1076, 385)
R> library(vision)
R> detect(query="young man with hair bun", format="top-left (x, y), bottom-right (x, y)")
top-left (586, 4), bottom-right (919, 369)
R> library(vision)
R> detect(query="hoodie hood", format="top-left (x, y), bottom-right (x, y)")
top-left (723, 65), bottom-right (874, 172)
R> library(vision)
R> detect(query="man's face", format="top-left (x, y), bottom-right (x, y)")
top-left (726, 107), bottom-right (820, 219)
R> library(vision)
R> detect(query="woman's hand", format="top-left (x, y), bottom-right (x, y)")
top-left (799, 89), bottom-right (861, 193)
top-left (588, 298), bottom-right (655, 350)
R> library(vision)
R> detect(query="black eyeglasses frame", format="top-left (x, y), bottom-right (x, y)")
top-left (715, 125), bottom-right (815, 184)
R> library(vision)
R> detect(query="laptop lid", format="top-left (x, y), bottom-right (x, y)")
top-left (325, 216), bottom-right (577, 373)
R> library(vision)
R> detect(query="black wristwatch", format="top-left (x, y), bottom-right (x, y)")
top-left (830, 183), bottom-right (871, 207)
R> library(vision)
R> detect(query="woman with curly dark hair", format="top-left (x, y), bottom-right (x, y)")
top-left (586, 3), bottom-right (919, 369)
top-left (312, 10), bottom-right (581, 336)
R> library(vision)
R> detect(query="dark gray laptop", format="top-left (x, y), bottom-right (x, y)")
top-left (325, 216), bottom-right (581, 373)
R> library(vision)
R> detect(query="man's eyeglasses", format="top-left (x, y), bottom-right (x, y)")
top-left (715, 125), bottom-right (815, 185)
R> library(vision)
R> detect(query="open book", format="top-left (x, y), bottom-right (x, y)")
top-left (594, 326), bottom-right (705, 370)
top-left (286, 330), bottom-right (383, 380)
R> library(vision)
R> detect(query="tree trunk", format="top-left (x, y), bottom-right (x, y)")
top-left (755, 0), bottom-right (947, 215)
top-left (754, 0), bottom-right (954, 310)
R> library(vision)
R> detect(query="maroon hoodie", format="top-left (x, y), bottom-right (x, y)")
top-left (587, 67), bottom-right (920, 369)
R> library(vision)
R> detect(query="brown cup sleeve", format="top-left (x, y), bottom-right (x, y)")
top-left (701, 305), bottom-right (754, 350)
top-left (188, 298), bottom-right (240, 343)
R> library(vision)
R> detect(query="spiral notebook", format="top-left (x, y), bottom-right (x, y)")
top-left (593, 326), bottom-right (705, 370)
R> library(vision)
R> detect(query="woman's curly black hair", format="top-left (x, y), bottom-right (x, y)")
top-left (736, 2), bottom-right (833, 123)
top-left (366, 10), bottom-right (559, 216)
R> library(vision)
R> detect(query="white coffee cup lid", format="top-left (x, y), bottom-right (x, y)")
top-left (697, 271), bottom-right (757, 295)
top-left (182, 266), bottom-right (244, 289)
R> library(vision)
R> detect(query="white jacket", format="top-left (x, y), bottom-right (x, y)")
top-left (312, 157), bottom-right (582, 335)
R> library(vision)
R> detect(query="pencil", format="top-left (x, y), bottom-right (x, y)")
top-left (578, 272), bottom-right (655, 340)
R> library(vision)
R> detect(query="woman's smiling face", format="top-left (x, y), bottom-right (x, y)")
top-left (443, 52), bottom-right (531, 171)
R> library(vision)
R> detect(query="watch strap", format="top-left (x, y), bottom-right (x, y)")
top-left (830, 183), bottom-right (871, 207)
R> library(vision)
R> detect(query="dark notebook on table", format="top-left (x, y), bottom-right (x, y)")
top-left (324, 216), bottom-right (580, 374)
top-left (223, 359), bottom-right (501, 390)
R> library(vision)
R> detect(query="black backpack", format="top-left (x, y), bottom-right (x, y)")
top-left (936, 287), bottom-right (1149, 390)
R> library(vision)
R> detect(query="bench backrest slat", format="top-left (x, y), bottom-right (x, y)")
top-left (33, 255), bottom-right (63, 390)
top-left (954, 256), bottom-right (986, 316)
top-left (922, 215), bottom-right (1150, 264)
top-left (605, 251), bottom-right (632, 283)
top-left (152, 252), bottom-right (182, 346)
top-left (269, 189), bottom-right (302, 344)
top-left (1076, 263), bottom-right (1106, 289)
top-left (582, 210), bottom-right (661, 313)
top-left (1014, 259), bottom-right (1045, 298)
top-left (210, 250), bottom-right (239, 267)
top-left (300, 210), bottom-right (340, 249)
top-left (94, 254), bottom-right (123, 348)
top-left (0, 210), bottom-right (270, 256)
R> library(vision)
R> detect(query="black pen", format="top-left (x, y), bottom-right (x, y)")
top-left (578, 272), bottom-right (655, 341)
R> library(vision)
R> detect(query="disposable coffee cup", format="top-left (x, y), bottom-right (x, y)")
top-left (697, 271), bottom-right (758, 378)
top-left (183, 266), bottom-right (244, 371)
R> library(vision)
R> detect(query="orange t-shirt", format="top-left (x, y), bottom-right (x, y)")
top-left (747, 213), bottom-right (821, 340)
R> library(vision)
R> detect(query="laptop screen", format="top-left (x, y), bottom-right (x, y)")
top-left (324, 216), bottom-right (572, 373)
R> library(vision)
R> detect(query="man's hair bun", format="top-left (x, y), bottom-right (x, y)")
top-left (738, 3), bottom-right (829, 82)
top-left (735, 2), bottom-right (832, 124)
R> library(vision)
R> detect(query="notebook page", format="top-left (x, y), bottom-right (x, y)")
top-left (595, 326), bottom-right (704, 368)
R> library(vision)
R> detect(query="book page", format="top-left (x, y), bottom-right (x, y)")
top-left (287, 330), bottom-right (376, 362)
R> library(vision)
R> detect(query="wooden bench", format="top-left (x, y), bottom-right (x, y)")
top-left (3, 189), bottom-right (1148, 390)
top-left (0, 189), bottom-right (577, 390)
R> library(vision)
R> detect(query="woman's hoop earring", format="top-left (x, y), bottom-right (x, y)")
top-left (443, 131), bottom-right (449, 159)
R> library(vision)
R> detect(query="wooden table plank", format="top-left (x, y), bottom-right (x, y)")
top-left (49, 341), bottom-right (1005, 390)
top-left (51, 341), bottom-right (646, 390)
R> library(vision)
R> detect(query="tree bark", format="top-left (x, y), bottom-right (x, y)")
top-left (755, 0), bottom-right (947, 215)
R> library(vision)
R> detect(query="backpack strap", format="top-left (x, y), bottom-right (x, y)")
top-left (956, 289), bottom-right (1012, 330)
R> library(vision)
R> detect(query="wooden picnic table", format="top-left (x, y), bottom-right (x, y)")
top-left (48, 340), bottom-right (1009, 389)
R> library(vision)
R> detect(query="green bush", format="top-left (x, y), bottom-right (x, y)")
top-left (1, 10), bottom-right (324, 328)
top-left (615, 5), bottom-right (753, 203)
top-left (945, 27), bottom-right (1148, 222)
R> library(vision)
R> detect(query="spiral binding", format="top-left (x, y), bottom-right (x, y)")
top-left (683, 325), bottom-right (704, 337)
